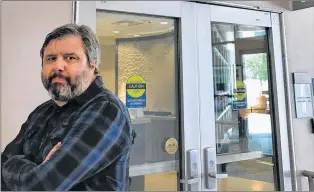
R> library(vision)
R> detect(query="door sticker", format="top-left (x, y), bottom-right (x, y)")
top-left (232, 80), bottom-right (247, 110)
top-left (126, 75), bottom-right (146, 108)
top-left (165, 138), bottom-right (178, 155)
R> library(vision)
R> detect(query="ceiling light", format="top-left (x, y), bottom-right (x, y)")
top-left (112, 31), bottom-right (120, 33)
top-left (133, 34), bottom-right (140, 37)
top-left (301, 1), bottom-right (306, 2)
top-left (160, 21), bottom-right (168, 25)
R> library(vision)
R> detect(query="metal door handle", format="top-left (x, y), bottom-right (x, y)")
top-left (182, 149), bottom-right (200, 186)
top-left (204, 147), bottom-right (220, 189)
top-left (180, 177), bottom-right (200, 185)
top-left (208, 172), bottom-right (228, 179)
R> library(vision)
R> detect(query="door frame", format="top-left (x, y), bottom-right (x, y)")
top-left (73, 1), bottom-right (203, 191)
top-left (196, 4), bottom-right (294, 191)
top-left (72, 1), bottom-right (296, 191)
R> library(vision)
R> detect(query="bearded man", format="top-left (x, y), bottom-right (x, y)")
top-left (1, 24), bottom-right (134, 191)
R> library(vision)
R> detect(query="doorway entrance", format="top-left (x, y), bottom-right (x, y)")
top-left (75, 1), bottom-right (292, 191)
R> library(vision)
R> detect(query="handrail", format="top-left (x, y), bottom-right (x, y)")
top-left (302, 170), bottom-right (314, 191)
top-left (217, 105), bottom-right (231, 121)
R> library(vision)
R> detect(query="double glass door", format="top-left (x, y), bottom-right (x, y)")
top-left (76, 1), bottom-right (292, 191)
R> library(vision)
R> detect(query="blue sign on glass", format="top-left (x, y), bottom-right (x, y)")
top-left (125, 75), bottom-right (146, 108)
top-left (232, 97), bottom-right (247, 110)
top-left (232, 80), bottom-right (247, 110)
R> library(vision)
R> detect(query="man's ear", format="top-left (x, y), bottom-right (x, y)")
top-left (90, 60), bottom-right (97, 73)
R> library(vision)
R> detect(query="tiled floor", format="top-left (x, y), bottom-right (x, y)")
top-left (144, 171), bottom-right (177, 191)
top-left (142, 171), bottom-right (274, 191)
top-left (217, 177), bottom-right (274, 191)
top-left (142, 157), bottom-right (275, 191)
top-left (225, 157), bottom-right (274, 183)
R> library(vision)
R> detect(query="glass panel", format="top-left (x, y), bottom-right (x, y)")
top-left (212, 23), bottom-right (235, 43)
top-left (236, 25), bottom-right (267, 39)
top-left (211, 23), bottom-right (276, 191)
top-left (96, 11), bottom-right (180, 191)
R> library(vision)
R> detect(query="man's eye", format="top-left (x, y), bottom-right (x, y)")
top-left (46, 57), bottom-right (56, 61)
top-left (65, 56), bottom-right (76, 60)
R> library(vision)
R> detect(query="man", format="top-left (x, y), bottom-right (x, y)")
top-left (1, 24), bottom-right (134, 191)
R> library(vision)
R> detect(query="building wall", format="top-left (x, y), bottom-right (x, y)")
top-left (284, 8), bottom-right (314, 191)
top-left (0, 1), bottom-right (72, 148)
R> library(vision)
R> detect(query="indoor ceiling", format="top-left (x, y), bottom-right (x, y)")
top-left (292, 0), bottom-right (314, 11)
top-left (96, 11), bottom-right (174, 39)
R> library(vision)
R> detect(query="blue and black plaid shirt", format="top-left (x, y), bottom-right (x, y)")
top-left (1, 76), bottom-right (134, 191)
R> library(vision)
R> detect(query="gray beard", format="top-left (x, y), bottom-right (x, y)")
top-left (42, 71), bottom-right (91, 102)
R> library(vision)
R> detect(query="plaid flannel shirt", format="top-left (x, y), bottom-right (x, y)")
top-left (1, 76), bottom-right (134, 191)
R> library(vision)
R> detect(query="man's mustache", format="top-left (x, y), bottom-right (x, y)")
top-left (47, 73), bottom-right (71, 87)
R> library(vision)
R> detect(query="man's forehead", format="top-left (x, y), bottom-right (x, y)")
top-left (44, 35), bottom-right (84, 54)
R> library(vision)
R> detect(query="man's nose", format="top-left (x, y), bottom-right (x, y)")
top-left (55, 58), bottom-right (65, 72)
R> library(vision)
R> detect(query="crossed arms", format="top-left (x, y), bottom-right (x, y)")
top-left (1, 101), bottom-right (131, 191)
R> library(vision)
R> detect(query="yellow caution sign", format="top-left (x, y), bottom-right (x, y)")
top-left (232, 80), bottom-right (247, 110)
top-left (234, 80), bottom-right (246, 100)
top-left (126, 75), bottom-right (146, 108)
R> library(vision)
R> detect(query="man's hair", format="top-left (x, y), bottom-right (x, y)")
top-left (40, 23), bottom-right (100, 74)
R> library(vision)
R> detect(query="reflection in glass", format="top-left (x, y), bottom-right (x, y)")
top-left (96, 11), bottom-right (180, 191)
top-left (212, 23), bottom-right (276, 191)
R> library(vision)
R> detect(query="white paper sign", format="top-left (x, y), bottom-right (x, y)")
top-left (294, 84), bottom-right (314, 118)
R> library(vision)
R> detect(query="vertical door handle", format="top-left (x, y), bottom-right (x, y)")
top-left (180, 149), bottom-right (200, 185)
top-left (204, 147), bottom-right (228, 189)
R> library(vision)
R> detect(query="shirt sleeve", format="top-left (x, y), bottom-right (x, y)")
top-left (2, 100), bottom-right (132, 191)
top-left (1, 120), bottom-right (29, 191)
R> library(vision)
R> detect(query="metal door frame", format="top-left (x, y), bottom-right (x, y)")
top-left (73, 1), bottom-right (203, 191)
top-left (195, 3), bottom-right (294, 191)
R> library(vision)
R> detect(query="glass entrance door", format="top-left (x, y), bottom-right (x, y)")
top-left (96, 11), bottom-right (180, 191)
top-left (212, 22), bottom-right (275, 191)
top-left (76, 1), bottom-right (203, 191)
top-left (196, 4), bottom-right (293, 191)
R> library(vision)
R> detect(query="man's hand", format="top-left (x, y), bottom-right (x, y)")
top-left (44, 142), bottom-right (61, 163)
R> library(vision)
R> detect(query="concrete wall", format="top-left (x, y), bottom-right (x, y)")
top-left (1, 1), bottom-right (72, 148)
top-left (284, 8), bottom-right (314, 191)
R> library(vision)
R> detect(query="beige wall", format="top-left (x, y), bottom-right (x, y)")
top-left (1, 1), bottom-right (72, 149)
top-left (285, 7), bottom-right (314, 191)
